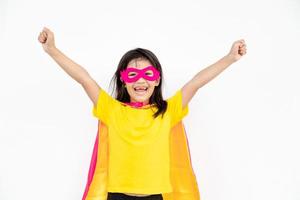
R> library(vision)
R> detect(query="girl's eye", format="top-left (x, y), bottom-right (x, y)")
top-left (145, 71), bottom-right (153, 76)
top-left (128, 72), bottom-right (137, 77)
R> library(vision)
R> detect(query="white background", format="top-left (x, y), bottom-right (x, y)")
top-left (0, 0), bottom-right (299, 200)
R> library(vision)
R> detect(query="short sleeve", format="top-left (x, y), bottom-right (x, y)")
top-left (167, 89), bottom-right (189, 127)
top-left (92, 89), bottom-right (119, 124)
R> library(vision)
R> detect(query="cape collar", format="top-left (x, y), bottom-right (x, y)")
top-left (123, 101), bottom-right (154, 109)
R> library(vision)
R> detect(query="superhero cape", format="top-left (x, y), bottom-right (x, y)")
top-left (82, 120), bottom-right (201, 200)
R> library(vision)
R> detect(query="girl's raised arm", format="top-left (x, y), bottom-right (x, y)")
top-left (181, 39), bottom-right (247, 108)
top-left (38, 27), bottom-right (101, 106)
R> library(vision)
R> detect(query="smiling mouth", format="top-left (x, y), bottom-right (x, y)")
top-left (134, 87), bottom-right (148, 91)
top-left (134, 87), bottom-right (148, 94)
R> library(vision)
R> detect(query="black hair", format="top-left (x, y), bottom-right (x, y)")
top-left (109, 47), bottom-right (167, 119)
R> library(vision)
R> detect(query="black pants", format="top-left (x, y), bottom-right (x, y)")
top-left (107, 192), bottom-right (163, 200)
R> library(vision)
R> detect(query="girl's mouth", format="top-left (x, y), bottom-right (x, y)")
top-left (134, 87), bottom-right (148, 94)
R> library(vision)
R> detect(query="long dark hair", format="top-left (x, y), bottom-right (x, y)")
top-left (109, 48), bottom-right (167, 119)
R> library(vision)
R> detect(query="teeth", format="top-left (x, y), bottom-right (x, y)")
top-left (134, 87), bottom-right (147, 90)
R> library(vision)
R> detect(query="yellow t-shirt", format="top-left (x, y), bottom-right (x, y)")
top-left (92, 88), bottom-right (189, 194)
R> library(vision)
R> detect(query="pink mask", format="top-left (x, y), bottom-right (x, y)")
top-left (120, 65), bottom-right (160, 83)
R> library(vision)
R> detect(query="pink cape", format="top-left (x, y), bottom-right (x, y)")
top-left (82, 120), bottom-right (201, 200)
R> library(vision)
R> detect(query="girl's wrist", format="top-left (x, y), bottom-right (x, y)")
top-left (224, 54), bottom-right (237, 64)
top-left (46, 46), bottom-right (58, 56)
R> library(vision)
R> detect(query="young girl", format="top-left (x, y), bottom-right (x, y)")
top-left (38, 27), bottom-right (247, 200)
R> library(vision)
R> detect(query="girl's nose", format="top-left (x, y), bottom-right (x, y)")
top-left (136, 76), bottom-right (147, 83)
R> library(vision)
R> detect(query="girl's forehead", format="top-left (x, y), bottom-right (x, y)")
top-left (127, 59), bottom-right (152, 69)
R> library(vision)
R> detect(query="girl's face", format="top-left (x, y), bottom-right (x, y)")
top-left (121, 58), bottom-right (160, 105)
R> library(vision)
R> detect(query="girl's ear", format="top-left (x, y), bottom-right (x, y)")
top-left (155, 77), bottom-right (160, 86)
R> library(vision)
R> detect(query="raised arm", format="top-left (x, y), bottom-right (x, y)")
top-left (38, 27), bottom-right (100, 106)
top-left (181, 39), bottom-right (247, 108)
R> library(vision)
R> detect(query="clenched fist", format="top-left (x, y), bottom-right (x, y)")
top-left (38, 27), bottom-right (56, 54)
top-left (227, 39), bottom-right (247, 62)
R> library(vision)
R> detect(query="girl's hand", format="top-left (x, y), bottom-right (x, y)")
top-left (38, 27), bottom-right (56, 54)
top-left (226, 39), bottom-right (247, 63)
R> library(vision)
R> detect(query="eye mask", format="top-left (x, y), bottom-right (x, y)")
top-left (120, 65), bottom-right (160, 83)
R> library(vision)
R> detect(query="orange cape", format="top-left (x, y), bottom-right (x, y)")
top-left (82, 120), bottom-right (200, 200)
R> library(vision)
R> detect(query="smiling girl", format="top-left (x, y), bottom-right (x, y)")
top-left (38, 27), bottom-right (247, 200)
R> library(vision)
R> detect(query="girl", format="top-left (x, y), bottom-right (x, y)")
top-left (38, 27), bottom-right (247, 200)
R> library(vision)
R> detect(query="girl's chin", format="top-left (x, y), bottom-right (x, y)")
top-left (132, 96), bottom-right (148, 102)
top-left (134, 89), bottom-right (148, 95)
top-left (131, 90), bottom-right (148, 97)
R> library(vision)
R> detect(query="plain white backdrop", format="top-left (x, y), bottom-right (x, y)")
top-left (0, 0), bottom-right (299, 200)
